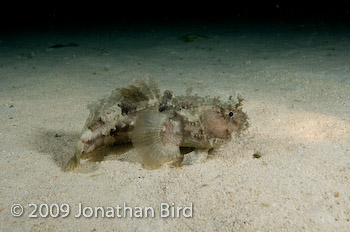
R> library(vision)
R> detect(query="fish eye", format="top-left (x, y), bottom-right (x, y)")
top-left (228, 111), bottom-right (234, 117)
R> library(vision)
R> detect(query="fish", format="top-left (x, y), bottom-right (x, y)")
top-left (65, 77), bottom-right (249, 170)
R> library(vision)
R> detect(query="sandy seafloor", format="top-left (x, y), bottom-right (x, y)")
top-left (0, 23), bottom-right (350, 231)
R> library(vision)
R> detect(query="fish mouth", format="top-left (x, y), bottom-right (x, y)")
top-left (211, 137), bottom-right (230, 147)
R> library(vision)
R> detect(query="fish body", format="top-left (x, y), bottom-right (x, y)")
top-left (66, 77), bottom-right (248, 170)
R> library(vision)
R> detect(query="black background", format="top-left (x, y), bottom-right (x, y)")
top-left (1, 1), bottom-right (350, 30)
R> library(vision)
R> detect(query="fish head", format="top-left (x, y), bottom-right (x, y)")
top-left (201, 98), bottom-right (248, 145)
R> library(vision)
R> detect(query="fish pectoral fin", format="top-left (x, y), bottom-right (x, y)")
top-left (65, 154), bottom-right (80, 171)
top-left (131, 108), bottom-right (181, 169)
top-left (64, 142), bottom-right (84, 171)
top-left (181, 149), bottom-right (209, 166)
